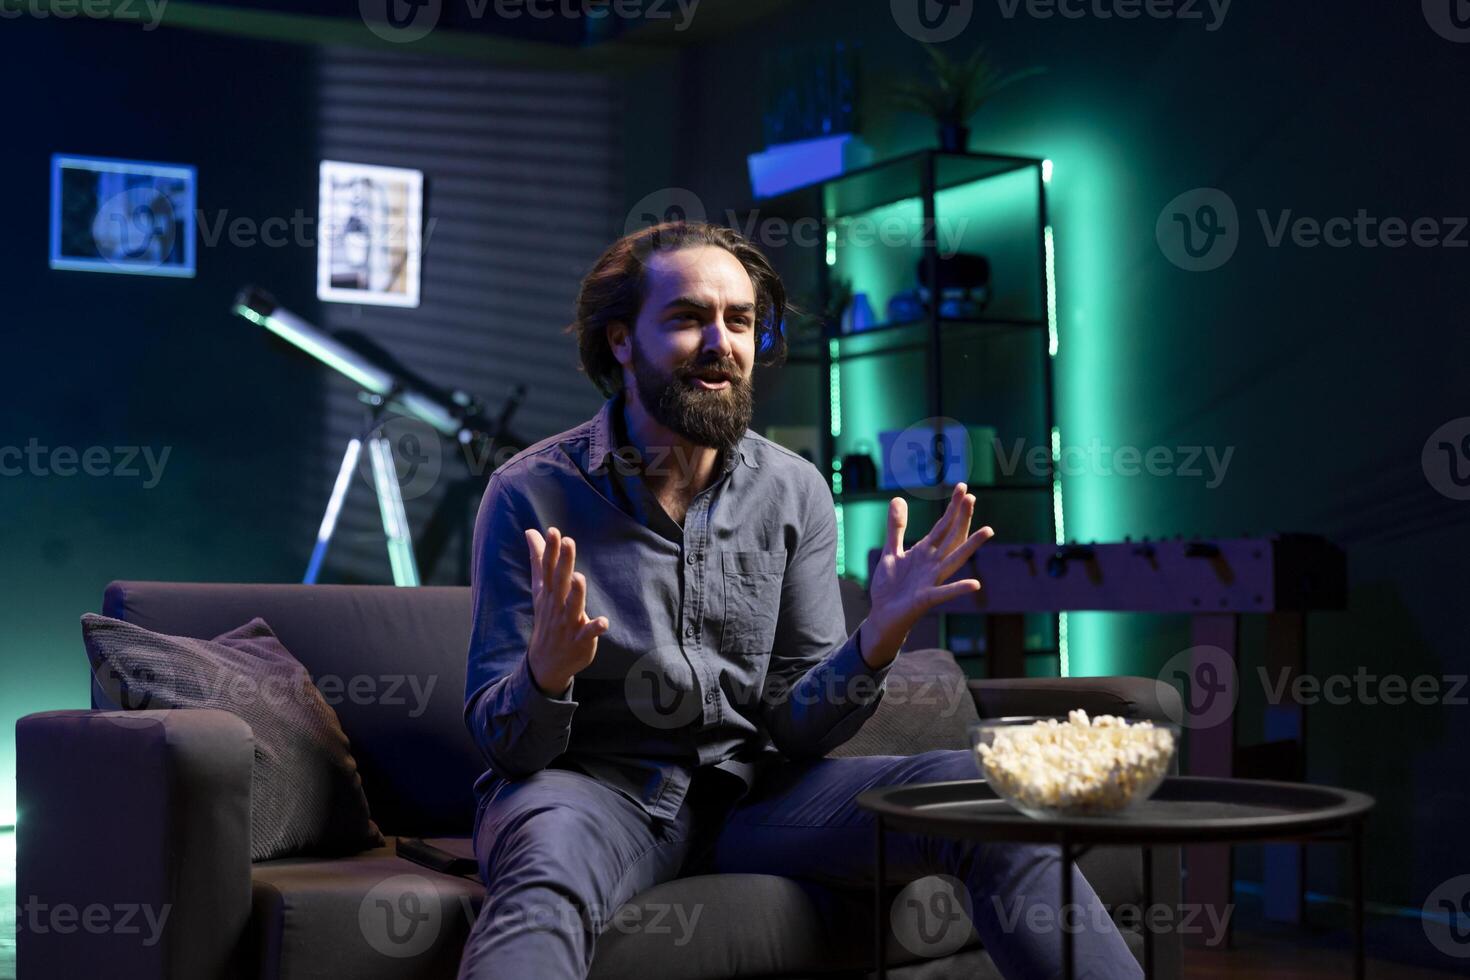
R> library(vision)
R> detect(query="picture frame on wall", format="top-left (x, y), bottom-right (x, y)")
top-left (317, 160), bottom-right (424, 308)
top-left (49, 154), bottom-right (197, 278)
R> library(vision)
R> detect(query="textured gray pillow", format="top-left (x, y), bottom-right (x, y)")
top-left (81, 612), bottom-right (384, 861)
top-left (827, 648), bottom-right (981, 758)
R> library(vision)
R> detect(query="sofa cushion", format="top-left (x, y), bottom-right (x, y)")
top-left (826, 648), bottom-right (980, 759)
top-left (250, 842), bottom-right (483, 980)
top-left (102, 580), bottom-right (483, 838)
top-left (82, 612), bottom-right (383, 861)
top-left (245, 839), bottom-right (995, 980)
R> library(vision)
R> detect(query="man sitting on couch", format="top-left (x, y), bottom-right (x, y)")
top-left (460, 221), bottom-right (1141, 980)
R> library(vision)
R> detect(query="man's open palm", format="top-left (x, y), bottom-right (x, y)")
top-left (525, 526), bottom-right (608, 697)
top-left (868, 482), bottom-right (994, 639)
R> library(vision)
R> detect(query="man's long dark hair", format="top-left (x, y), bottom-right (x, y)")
top-left (567, 221), bottom-right (790, 396)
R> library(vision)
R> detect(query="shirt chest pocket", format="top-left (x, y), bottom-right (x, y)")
top-left (719, 549), bottom-right (787, 655)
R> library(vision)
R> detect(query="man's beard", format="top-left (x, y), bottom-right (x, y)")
top-left (629, 335), bottom-right (754, 454)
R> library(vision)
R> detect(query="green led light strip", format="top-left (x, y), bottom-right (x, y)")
top-left (1046, 205), bottom-right (1068, 676)
top-left (829, 337), bottom-right (845, 575)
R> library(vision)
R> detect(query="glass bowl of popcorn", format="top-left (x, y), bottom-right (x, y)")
top-left (970, 710), bottom-right (1180, 819)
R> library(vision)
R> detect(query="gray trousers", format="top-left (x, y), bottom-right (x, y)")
top-left (458, 749), bottom-right (1142, 980)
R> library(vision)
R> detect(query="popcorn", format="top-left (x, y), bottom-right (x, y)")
top-left (975, 710), bottom-right (1175, 815)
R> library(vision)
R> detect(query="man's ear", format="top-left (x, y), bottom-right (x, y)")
top-left (608, 320), bottom-right (633, 369)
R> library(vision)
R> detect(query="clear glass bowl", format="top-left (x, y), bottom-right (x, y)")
top-left (969, 714), bottom-right (1181, 819)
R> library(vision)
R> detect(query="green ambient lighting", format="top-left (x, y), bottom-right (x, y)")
top-left (1051, 425), bottom-right (1069, 675)
top-left (829, 337), bottom-right (845, 574)
top-left (1044, 225), bottom-right (1059, 358)
top-left (1042, 135), bottom-right (1129, 678)
top-left (1044, 214), bottom-right (1067, 676)
top-left (1, 818), bottom-right (15, 886)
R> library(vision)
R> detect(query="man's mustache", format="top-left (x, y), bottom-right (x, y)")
top-left (677, 358), bottom-right (743, 384)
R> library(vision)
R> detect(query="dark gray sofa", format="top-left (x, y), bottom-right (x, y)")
top-left (16, 580), bottom-right (1182, 979)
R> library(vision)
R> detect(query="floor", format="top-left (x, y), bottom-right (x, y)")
top-left (1181, 934), bottom-right (1463, 978)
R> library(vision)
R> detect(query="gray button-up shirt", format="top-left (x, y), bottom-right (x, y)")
top-left (464, 389), bottom-right (893, 821)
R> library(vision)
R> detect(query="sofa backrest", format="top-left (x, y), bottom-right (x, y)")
top-left (100, 581), bottom-right (482, 838)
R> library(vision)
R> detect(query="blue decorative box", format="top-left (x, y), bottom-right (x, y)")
top-left (747, 134), bottom-right (874, 200)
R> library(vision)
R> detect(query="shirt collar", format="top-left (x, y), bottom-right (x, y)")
top-left (587, 389), bottom-right (759, 476)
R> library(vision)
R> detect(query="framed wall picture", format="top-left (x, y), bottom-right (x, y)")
top-left (50, 154), bottom-right (197, 277)
top-left (317, 160), bottom-right (423, 308)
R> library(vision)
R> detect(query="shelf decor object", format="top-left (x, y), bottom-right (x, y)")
top-left (742, 148), bottom-right (1062, 671)
top-left (887, 43), bottom-right (1045, 153)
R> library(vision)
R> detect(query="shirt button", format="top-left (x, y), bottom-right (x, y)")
top-left (686, 554), bottom-right (696, 565)
top-left (684, 625), bottom-right (695, 637)
top-left (704, 691), bottom-right (717, 704)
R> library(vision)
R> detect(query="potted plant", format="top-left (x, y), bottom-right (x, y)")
top-left (889, 43), bottom-right (1045, 153)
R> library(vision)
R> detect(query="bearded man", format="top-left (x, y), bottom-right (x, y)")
top-left (459, 221), bottom-right (1140, 980)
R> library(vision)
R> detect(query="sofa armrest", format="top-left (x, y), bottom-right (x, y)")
top-left (16, 708), bottom-right (255, 979)
top-left (967, 675), bottom-right (1182, 726)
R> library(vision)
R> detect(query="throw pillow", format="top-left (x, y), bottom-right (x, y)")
top-left (81, 612), bottom-right (384, 861)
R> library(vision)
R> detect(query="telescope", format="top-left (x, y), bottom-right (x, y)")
top-left (232, 286), bottom-right (525, 586)
top-left (232, 286), bottom-right (483, 441)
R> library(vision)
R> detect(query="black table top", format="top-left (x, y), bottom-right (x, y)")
top-left (856, 776), bottom-right (1375, 845)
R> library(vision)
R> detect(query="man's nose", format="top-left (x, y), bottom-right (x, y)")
top-left (701, 319), bottom-right (735, 361)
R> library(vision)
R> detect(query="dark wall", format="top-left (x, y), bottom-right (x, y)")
top-left (619, 0), bottom-right (1470, 923)
top-left (0, 18), bottom-right (625, 824)
top-left (0, 16), bottom-right (325, 821)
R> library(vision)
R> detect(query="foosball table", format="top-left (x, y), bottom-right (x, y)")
top-left (870, 532), bottom-right (1348, 943)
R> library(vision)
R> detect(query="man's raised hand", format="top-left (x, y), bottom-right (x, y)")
top-left (524, 526), bottom-right (608, 698)
top-left (861, 483), bottom-right (994, 668)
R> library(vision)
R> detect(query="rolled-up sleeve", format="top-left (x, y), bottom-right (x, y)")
top-left (760, 466), bottom-right (892, 758)
top-left (463, 472), bottom-right (578, 778)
